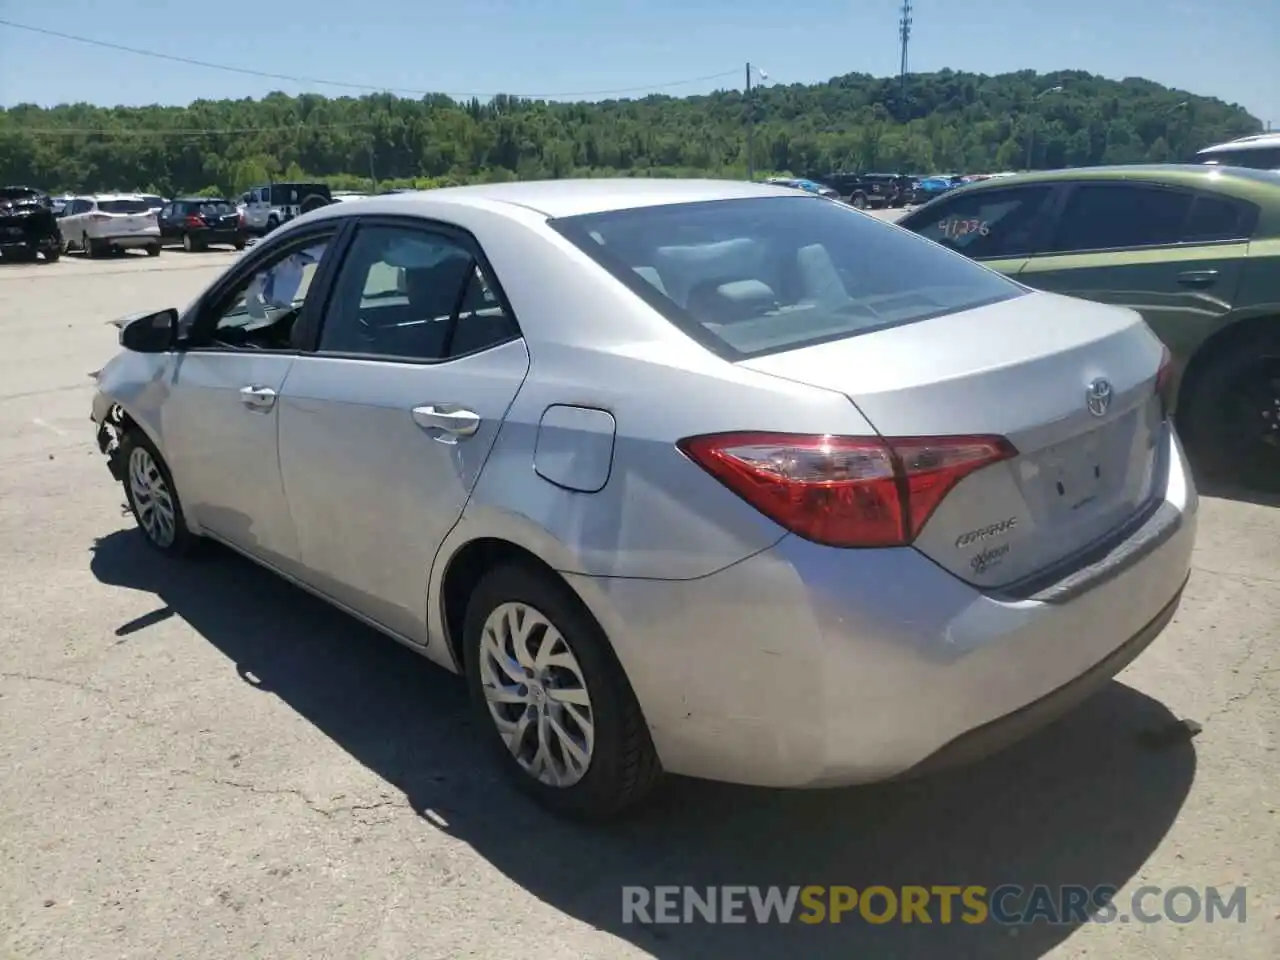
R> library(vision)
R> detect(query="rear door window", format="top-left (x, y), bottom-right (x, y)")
top-left (906, 186), bottom-right (1054, 259)
top-left (1180, 194), bottom-right (1258, 242)
top-left (1049, 184), bottom-right (1192, 252)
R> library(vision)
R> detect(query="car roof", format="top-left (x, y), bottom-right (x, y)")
top-left (174, 196), bottom-right (229, 201)
top-left (934, 164), bottom-right (1280, 204)
top-left (1197, 133), bottom-right (1280, 154)
top-left (320, 178), bottom-right (798, 219)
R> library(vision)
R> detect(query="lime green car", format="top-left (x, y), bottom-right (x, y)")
top-left (897, 164), bottom-right (1280, 490)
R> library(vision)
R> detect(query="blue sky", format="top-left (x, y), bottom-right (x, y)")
top-left (0, 0), bottom-right (1275, 127)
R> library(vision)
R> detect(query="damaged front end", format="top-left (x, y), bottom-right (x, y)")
top-left (0, 186), bottom-right (62, 258)
top-left (92, 398), bottom-right (128, 482)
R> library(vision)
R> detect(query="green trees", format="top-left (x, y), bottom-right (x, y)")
top-left (0, 69), bottom-right (1261, 195)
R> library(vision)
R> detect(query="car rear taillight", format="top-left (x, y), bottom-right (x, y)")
top-left (185, 214), bottom-right (204, 228)
top-left (89, 213), bottom-right (110, 222)
top-left (1155, 345), bottom-right (1176, 416)
top-left (238, 212), bottom-right (246, 229)
top-left (679, 432), bottom-right (1017, 548)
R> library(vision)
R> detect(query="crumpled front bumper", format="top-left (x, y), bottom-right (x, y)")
top-left (91, 392), bottom-right (126, 482)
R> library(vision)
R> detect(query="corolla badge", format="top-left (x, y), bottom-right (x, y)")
top-left (1086, 377), bottom-right (1113, 418)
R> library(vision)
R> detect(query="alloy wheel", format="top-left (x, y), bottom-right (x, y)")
top-left (478, 601), bottom-right (595, 787)
top-left (128, 446), bottom-right (177, 548)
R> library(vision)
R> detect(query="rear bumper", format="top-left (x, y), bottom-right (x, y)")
top-left (184, 229), bottom-right (244, 244)
top-left (0, 229), bottom-right (59, 250)
top-left (565, 425), bottom-right (1197, 788)
top-left (97, 233), bottom-right (160, 248)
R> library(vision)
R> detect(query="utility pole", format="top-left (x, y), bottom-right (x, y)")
top-left (898, 0), bottom-right (912, 104)
top-left (745, 61), bottom-right (755, 181)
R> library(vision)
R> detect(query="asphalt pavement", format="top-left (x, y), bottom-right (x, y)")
top-left (0, 239), bottom-right (1276, 959)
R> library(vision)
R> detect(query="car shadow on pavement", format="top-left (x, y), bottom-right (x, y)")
top-left (91, 528), bottom-right (1197, 960)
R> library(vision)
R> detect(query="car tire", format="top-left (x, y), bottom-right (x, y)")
top-left (463, 562), bottom-right (662, 821)
top-left (146, 244), bottom-right (161, 257)
top-left (850, 192), bottom-right (868, 209)
top-left (41, 245), bottom-right (60, 263)
top-left (1180, 329), bottom-right (1280, 493)
top-left (181, 233), bottom-right (195, 253)
top-left (84, 233), bottom-right (100, 258)
top-left (265, 215), bottom-right (279, 233)
top-left (233, 239), bottom-right (246, 251)
top-left (119, 429), bottom-right (201, 557)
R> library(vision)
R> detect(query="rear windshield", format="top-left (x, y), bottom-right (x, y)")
top-left (550, 195), bottom-right (1023, 359)
top-left (98, 199), bottom-right (152, 214)
top-left (196, 201), bottom-right (234, 215)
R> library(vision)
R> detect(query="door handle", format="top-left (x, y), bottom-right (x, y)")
top-left (1176, 269), bottom-right (1219, 288)
top-left (239, 385), bottom-right (277, 410)
top-left (412, 405), bottom-right (481, 438)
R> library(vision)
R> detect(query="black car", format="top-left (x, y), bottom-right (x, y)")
top-left (0, 186), bottom-right (62, 262)
top-left (814, 172), bottom-right (916, 209)
top-left (159, 197), bottom-right (247, 252)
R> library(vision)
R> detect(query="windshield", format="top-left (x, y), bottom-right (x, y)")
top-left (550, 195), bottom-right (1023, 359)
top-left (99, 199), bottom-right (152, 214)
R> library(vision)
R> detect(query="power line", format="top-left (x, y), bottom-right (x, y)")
top-left (0, 19), bottom-right (740, 100)
top-left (4, 123), bottom-right (378, 137)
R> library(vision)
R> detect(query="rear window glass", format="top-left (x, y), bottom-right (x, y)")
top-left (550, 196), bottom-right (1023, 359)
top-left (98, 199), bottom-right (152, 214)
top-left (197, 202), bottom-right (234, 215)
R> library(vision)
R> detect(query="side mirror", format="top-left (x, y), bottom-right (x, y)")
top-left (120, 309), bottom-right (178, 353)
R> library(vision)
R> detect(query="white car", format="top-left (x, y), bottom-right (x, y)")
top-left (59, 194), bottom-right (161, 258)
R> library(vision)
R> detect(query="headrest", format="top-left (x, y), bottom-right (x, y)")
top-left (686, 278), bottom-right (776, 323)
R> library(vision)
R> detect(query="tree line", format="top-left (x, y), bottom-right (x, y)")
top-left (0, 68), bottom-right (1263, 197)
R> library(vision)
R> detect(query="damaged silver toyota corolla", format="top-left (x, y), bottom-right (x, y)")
top-left (90, 180), bottom-right (1197, 821)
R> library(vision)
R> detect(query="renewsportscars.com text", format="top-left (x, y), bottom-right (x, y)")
top-left (621, 884), bottom-right (1248, 926)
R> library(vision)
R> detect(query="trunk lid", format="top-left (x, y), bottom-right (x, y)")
top-left (737, 290), bottom-right (1167, 587)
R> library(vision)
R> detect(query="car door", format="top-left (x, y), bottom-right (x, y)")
top-left (276, 217), bottom-right (529, 643)
top-left (161, 222), bottom-right (344, 572)
top-left (60, 198), bottom-right (86, 242)
top-left (1016, 182), bottom-right (1250, 354)
top-left (242, 187), bottom-right (264, 230)
top-left (898, 184), bottom-right (1058, 277)
top-left (158, 203), bottom-right (175, 241)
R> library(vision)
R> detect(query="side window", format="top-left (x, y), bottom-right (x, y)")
top-left (1050, 185), bottom-right (1192, 253)
top-left (197, 235), bottom-right (334, 350)
top-left (319, 224), bottom-right (518, 360)
top-left (160, 204), bottom-right (173, 219)
top-left (911, 186), bottom-right (1053, 259)
top-left (1181, 194), bottom-right (1258, 242)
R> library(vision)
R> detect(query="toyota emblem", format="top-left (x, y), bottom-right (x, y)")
top-left (1086, 378), bottom-right (1113, 417)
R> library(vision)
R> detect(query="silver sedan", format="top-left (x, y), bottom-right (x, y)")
top-left (90, 179), bottom-right (1197, 821)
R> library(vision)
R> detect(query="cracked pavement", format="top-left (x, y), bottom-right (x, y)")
top-left (1, 241), bottom-right (1277, 959)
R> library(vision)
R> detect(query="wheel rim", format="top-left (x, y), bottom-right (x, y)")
top-left (128, 446), bottom-right (177, 548)
top-left (478, 601), bottom-right (595, 787)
